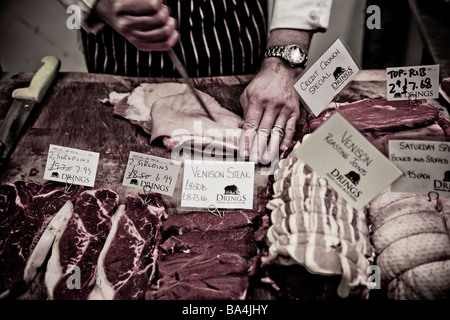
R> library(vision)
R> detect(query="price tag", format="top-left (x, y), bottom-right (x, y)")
top-left (389, 140), bottom-right (450, 196)
top-left (293, 113), bottom-right (403, 210)
top-left (122, 152), bottom-right (181, 196)
top-left (44, 144), bottom-right (99, 187)
top-left (386, 64), bottom-right (439, 100)
top-left (294, 37), bottom-right (360, 116)
top-left (181, 160), bottom-right (255, 209)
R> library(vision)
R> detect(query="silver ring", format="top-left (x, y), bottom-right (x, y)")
top-left (257, 127), bottom-right (270, 136)
top-left (271, 124), bottom-right (285, 138)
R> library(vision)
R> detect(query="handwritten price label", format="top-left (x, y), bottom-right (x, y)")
top-left (386, 65), bottom-right (439, 101)
top-left (389, 140), bottom-right (450, 196)
top-left (181, 160), bottom-right (255, 209)
top-left (44, 144), bottom-right (100, 187)
top-left (122, 152), bottom-right (181, 196)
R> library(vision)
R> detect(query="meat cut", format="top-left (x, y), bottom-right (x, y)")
top-left (304, 98), bottom-right (450, 155)
top-left (0, 181), bottom-right (84, 298)
top-left (147, 210), bottom-right (260, 300)
top-left (110, 83), bottom-right (189, 135)
top-left (45, 189), bottom-right (119, 300)
top-left (262, 145), bottom-right (374, 299)
top-left (92, 193), bottom-right (164, 300)
top-left (104, 82), bottom-right (243, 158)
top-left (367, 189), bottom-right (450, 299)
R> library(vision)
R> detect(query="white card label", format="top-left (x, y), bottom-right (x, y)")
top-left (389, 140), bottom-right (450, 196)
top-left (386, 64), bottom-right (439, 100)
top-left (122, 152), bottom-right (181, 196)
top-left (181, 160), bottom-right (255, 209)
top-left (294, 38), bottom-right (360, 116)
top-left (293, 113), bottom-right (403, 210)
top-left (44, 144), bottom-right (99, 187)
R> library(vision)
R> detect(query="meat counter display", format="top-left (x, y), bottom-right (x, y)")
top-left (0, 70), bottom-right (449, 301)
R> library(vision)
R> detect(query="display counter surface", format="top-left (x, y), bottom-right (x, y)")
top-left (1, 70), bottom-right (450, 301)
top-left (0, 70), bottom-right (449, 210)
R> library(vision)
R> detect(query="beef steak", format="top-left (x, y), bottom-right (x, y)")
top-left (45, 189), bottom-right (119, 300)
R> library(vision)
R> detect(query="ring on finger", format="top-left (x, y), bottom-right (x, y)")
top-left (243, 121), bottom-right (258, 131)
top-left (271, 124), bottom-right (285, 138)
top-left (257, 127), bottom-right (270, 136)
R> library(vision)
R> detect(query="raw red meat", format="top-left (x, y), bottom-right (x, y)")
top-left (303, 98), bottom-right (450, 155)
top-left (92, 194), bottom-right (164, 300)
top-left (147, 210), bottom-right (260, 300)
top-left (0, 181), bottom-right (84, 297)
top-left (306, 99), bottom-right (441, 133)
top-left (0, 180), bottom-right (41, 251)
top-left (45, 189), bottom-right (119, 300)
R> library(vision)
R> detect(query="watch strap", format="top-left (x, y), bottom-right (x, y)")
top-left (264, 46), bottom-right (285, 58)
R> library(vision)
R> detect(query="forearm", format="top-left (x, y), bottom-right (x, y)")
top-left (262, 29), bottom-right (313, 82)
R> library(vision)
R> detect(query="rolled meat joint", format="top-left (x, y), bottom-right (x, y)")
top-left (262, 142), bottom-right (374, 299)
top-left (368, 189), bottom-right (450, 300)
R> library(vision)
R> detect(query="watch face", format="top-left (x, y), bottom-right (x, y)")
top-left (285, 45), bottom-right (306, 66)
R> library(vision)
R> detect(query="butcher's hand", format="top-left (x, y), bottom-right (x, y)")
top-left (239, 59), bottom-right (302, 164)
top-left (95, 0), bottom-right (179, 51)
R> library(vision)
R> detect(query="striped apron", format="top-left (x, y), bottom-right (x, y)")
top-left (81, 0), bottom-right (268, 77)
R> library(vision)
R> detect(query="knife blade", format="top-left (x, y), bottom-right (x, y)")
top-left (0, 56), bottom-right (60, 165)
top-left (168, 49), bottom-right (216, 122)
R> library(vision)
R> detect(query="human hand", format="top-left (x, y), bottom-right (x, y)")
top-left (238, 61), bottom-right (301, 164)
top-left (95, 0), bottom-right (179, 51)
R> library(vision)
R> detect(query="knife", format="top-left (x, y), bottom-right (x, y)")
top-left (168, 49), bottom-right (216, 122)
top-left (0, 56), bottom-right (60, 165)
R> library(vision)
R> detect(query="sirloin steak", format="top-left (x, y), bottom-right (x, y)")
top-left (92, 194), bottom-right (165, 300)
top-left (0, 181), bottom-right (84, 297)
top-left (45, 189), bottom-right (119, 300)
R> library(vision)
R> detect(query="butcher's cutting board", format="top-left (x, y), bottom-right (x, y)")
top-left (0, 73), bottom-right (264, 213)
top-left (0, 71), bottom-right (448, 214)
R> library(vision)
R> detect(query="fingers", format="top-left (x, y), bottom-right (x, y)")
top-left (262, 124), bottom-right (285, 164)
top-left (239, 102), bottom-right (299, 164)
top-left (107, 0), bottom-right (179, 51)
top-left (114, 0), bottom-right (163, 16)
top-left (239, 121), bottom-right (258, 159)
top-left (239, 104), bottom-right (285, 164)
top-left (117, 5), bottom-right (171, 30)
top-left (129, 21), bottom-right (180, 51)
top-left (238, 98), bottom-right (263, 159)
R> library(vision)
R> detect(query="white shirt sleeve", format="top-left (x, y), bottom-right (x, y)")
top-left (269, 0), bottom-right (333, 32)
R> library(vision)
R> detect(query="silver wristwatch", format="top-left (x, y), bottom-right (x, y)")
top-left (264, 44), bottom-right (308, 68)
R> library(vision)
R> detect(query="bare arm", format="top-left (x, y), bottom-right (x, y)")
top-left (239, 29), bottom-right (313, 164)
